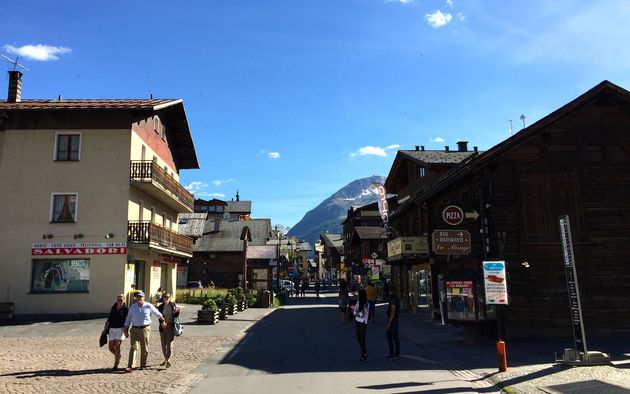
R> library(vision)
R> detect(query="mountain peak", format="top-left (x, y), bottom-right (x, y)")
top-left (288, 175), bottom-right (385, 247)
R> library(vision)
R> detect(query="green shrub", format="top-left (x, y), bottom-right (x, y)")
top-left (224, 293), bottom-right (237, 307)
top-left (201, 298), bottom-right (218, 312)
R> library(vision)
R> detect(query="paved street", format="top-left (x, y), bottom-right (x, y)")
top-left (2, 290), bottom-right (630, 393)
top-left (188, 290), bottom-right (500, 394)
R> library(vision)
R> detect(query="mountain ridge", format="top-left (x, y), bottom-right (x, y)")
top-left (288, 175), bottom-right (385, 248)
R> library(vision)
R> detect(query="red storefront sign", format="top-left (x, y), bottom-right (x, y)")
top-left (32, 242), bottom-right (127, 256)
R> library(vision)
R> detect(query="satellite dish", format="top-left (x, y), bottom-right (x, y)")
top-left (1, 54), bottom-right (30, 72)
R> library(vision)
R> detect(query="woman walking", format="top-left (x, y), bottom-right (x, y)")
top-left (103, 293), bottom-right (129, 370)
top-left (338, 279), bottom-right (349, 322)
top-left (157, 293), bottom-right (180, 368)
top-left (353, 288), bottom-right (370, 361)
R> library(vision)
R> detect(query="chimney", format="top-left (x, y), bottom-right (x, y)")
top-left (7, 71), bottom-right (23, 103)
top-left (445, 146), bottom-right (450, 152)
top-left (473, 146), bottom-right (478, 153)
top-left (456, 141), bottom-right (468, 152)
top-left (421, 146), bottom-right (425, 151)
top-left (415, 145), bottom-right (419, 151)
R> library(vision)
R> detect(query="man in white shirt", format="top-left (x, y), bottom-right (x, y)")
top-left (123, 291), bottom-right (165, 372)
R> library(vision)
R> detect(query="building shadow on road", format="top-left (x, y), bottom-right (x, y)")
top-left (1, 368), bottom-right (116, 378)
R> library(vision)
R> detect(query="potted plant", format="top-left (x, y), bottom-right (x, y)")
top-left (246, 292), bottom-right (257, 308)
top-left (232, 288), bottom-right (247, 311)
top-left (197, 299), bottom-right (219, 324)
top-left (224, 293), bottom-right (237, 315)
top-left (214, 295), bottom-right (228, 320)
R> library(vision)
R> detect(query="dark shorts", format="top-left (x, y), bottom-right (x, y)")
top-left (368, 301), bottom-right (376, 313)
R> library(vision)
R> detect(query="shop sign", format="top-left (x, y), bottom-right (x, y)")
top-left (32, 242), bottom-right (127, 255)
top-left (442, 205), bottom-right (464, 226)
top-left (559, 215), bottom-right (588, 355)
top-left (246, 246), bottom-right (277, 259)
top-left (387, 236), bottom-right (429, 256)
top-left (483, 261), bottom-right (508, 305)
top-left (152, 262), bottom-right (160, 280)
top-left (432, 230), bottom-right (471, 255)
top-left (445, 279), bottom-right (476, 321)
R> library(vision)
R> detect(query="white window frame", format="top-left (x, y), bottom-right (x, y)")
top-left (53, 131), bottom-right (82, 161)
top-left (49, 192), bottom-right (79, 223)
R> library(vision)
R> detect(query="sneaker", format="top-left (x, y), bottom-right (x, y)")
top-left (165, 361), bottom-right (171, 368)
top-left (124, 367), bottom-right (133, 373)
top-left (385, 354), bottom-right (395, 359)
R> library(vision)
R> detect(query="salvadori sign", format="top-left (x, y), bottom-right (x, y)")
top-left (387, 236), bottom-right (429, 257)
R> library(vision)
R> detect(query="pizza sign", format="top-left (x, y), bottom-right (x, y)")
top-left (442, 205), bottom-right (464, 226)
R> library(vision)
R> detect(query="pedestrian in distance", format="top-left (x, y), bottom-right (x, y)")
top-left (315, 280), bottom-right (321, 299)
top-left (103, 293), bottom-right (129, 370)
top-left (385, 285), bottom-right (400, 362)
top-left (365, 280), bottom-right (377, 323)
top-left (123, 291), bottom-right (166, 372)
top-left (155, 287), bottom-right (164, 305)
top-left (353, 288), bottom-right (370, 361)
top-left (301, 279), bottom-right (307, 298)
top-left (338, 279), bottom-right (349, 322)
top-left (157, 293), bottom-right (180, 369)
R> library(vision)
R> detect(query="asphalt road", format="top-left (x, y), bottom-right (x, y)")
top-left (188, 290), bottom-right (499, 394)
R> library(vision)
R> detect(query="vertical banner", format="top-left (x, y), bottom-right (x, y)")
top-left (482, 261), bottom-right (508, 305)
top-left (559, 215), bottom-right (588, 357)
top-left (372, 182), bottom-right (391, 238)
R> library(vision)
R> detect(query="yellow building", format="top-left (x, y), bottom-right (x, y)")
top-left (0, 71), bottom-right (199, 316)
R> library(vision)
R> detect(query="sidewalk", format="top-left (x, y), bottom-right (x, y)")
top-left (398, 311), bottom-right (630, 393)
top-left (0, 304), bottom-right (274, 394)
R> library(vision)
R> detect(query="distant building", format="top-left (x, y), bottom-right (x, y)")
top-left (0, 71), bottom-right (198, 316)
top-left (319, 233), bottom-right (344, 283)
top-left (194, 192), bottom-right (252, 221)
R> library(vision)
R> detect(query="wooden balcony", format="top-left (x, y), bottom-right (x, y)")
top-left (128, 221), bottom-right (193, 257)
top-left (130, 161), bottom-right (194, 212)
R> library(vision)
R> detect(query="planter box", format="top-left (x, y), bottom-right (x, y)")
top-left (226, 304), bottom-right (237, 315)
top-left (0, 303), bottom-right (14, 321)
top-left (237, 301), bottom-right (246, 312)
top-left (197, 310), bottom-right (219, 325)
top-left (219, 307), bottom-right (228, 320)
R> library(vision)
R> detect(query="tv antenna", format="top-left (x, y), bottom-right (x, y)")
top-left (520, 114), bottom-right (526, 129)
top-left (508, 119), bottom-right (513, 136)
top-left (1, 54), bottom-right (30, 72)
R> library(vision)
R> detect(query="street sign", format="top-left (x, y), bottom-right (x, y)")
top-left (464, 210), bottom-right (479, 220)
top-left (432, 230), bottom-right (471, 255)
top-left (483, 261), bottom-right (508, 305)
top-left (559, 215), bottom-right (588, 357)
top-left (442, 205), bottom-right (464, 226)
top-left (370, 252), bottom-right (378, 259)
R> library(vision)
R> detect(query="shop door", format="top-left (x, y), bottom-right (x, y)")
top-left (134, 260), bottom-right (146, 292)
top-left (416, 269), bottom-right (430, 312)
top-left (160, 263), bottom-right (168, 292)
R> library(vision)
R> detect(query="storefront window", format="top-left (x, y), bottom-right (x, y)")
top-left (445, 280), bottom-right (476, 320)
top-left (31, 259), bottom-right (90, 293)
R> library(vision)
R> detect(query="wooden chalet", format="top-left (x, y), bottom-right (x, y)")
top-left (414, 80), bottom-right (630, 337)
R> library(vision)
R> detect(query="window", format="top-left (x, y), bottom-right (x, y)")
top-left (418, 166), bottom-right (426, 178)
top-left (51, 193), bottom-right (78, 223)
top-left (55, 133), bottom-right (80, 161)
top-left (31, 259), bottom-right (90, 293)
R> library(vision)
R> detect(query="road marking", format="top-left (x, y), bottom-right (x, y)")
top-left (400, 354), bottom-right (441, 364)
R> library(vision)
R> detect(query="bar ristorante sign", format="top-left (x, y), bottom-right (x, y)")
top-left (32, 242), bottom-right (127, 255)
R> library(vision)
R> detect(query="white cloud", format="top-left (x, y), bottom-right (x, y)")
top-left (425, 10), bottom-right (453, 28)
top-left (196, 192), bottom-right (226, 198)
top-left (350, 144), bottom-right (400, 158)
top-left (385, 144), bottom-right (401, 150)
top-left (386, 0), bottom-right (414, 4)
top-left (446, 0), bottom-right (454, 8)
top-left (185, 181), bottom-right (208, 192)
top-left (457, 12), bottom-right (466, 21)
top-left (268, 152), bottom-right (281, 159)
top-left (4, 44), bottom-right (71, 61)
top-left (431, 137), bottom-right (445, 143)
top-left (211, 178), bottom-right (234, 186)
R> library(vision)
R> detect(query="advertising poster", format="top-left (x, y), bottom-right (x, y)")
top-left (445, 280), bottom-right (476, 320)
top-left (483, 261), bottom-right (508, 305)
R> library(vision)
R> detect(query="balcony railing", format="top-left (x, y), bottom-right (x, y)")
top-left (128, 221), bottom-right (193, 255)
top-left (130, 161), bottom-right (194, 211)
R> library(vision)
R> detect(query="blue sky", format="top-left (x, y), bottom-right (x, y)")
top-left (3, 0), bottom-right (630, 227)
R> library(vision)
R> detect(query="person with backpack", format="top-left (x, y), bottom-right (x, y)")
top-left (385, 285), bottom-right (400, 362)
top-left (157, 293), bottom-right (180, 368)
top-left (353, 288), bottom-right (370, 361)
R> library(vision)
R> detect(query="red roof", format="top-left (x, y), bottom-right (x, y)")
top-left (0, 99), bottom-right (181, 110)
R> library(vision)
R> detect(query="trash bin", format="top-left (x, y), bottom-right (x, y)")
top-left (261, 290), bottom-right (272, 308)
